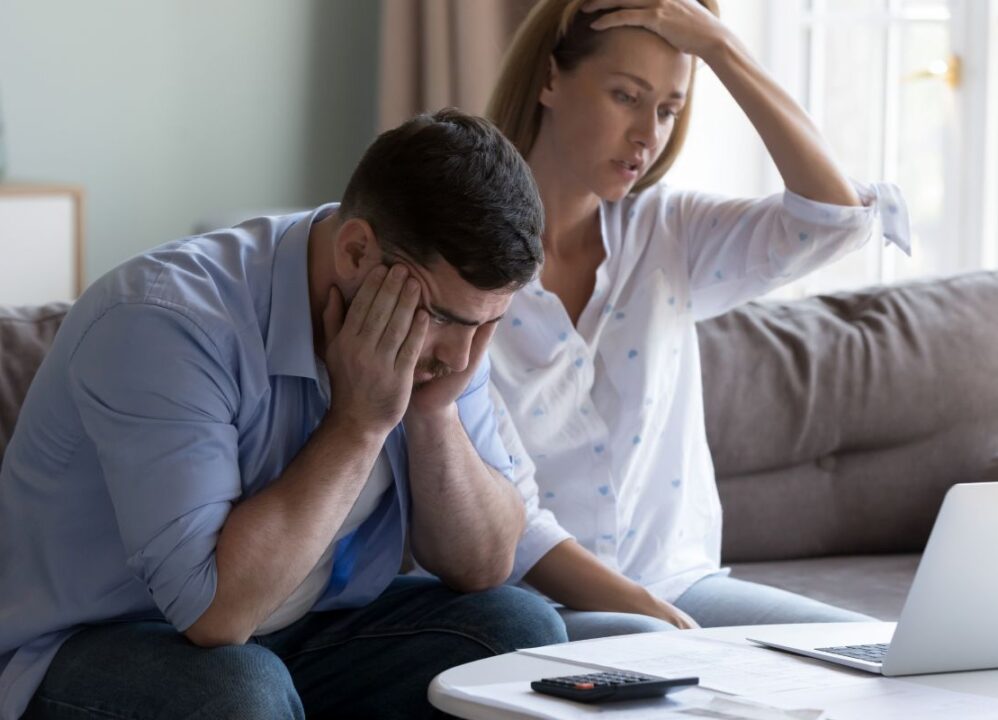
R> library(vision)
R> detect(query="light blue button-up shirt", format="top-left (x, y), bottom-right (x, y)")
top-left (0, 204), bottom-right (513, 720)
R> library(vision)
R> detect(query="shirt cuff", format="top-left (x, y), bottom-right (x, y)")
top-left (508, 510), bottom-right (574, 585)
top-left (782, 180), bottom-right (912, 257)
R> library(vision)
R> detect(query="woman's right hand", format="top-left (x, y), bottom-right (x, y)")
top-left (652, 597), bottom-right (701, 629)
top-left (583, 0), bottom-right (727, 60)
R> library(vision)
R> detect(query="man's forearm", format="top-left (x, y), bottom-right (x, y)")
top-left (185, 417), bottom-right (385, 647)
top-left (406, 407), bottom-right (525, 591)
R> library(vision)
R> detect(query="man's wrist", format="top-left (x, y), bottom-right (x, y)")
top-left (319, 410), bottom-right (390, 450)
top-left (403, 403), bottom-right (460, 435)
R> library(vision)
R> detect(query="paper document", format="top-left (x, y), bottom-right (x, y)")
top-left (519, 632), bottom-right (872, 696)
top-left (750, 676), bottom-right (998, 720)
top-left (445, 682), bottom-right (826, 720)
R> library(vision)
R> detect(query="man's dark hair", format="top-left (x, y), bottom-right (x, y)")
top-left (339, 108), bottom-right (544, 291)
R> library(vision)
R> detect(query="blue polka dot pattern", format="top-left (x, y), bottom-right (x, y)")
top-left (532, 407), bottom-right (544, 417)
top-left (671, 478), bottom-right (681, 488)
top-left (714, 269), bottom-right (724, 280)
top-left (628, 349), bottom-right (639, 359)
top-left (512, 317), bottom-right (523, 327)
top-left (544, 491), bottom-right (555, 499)
top-left (603, 304), bottom-right (613, 315)
top-left (632, 435), bottom-right (641, 444)
top-left (594, 444), bottom-right (605, 454)
top-left (615, 311), bottom-right (626, 319)
top-left (558, 331), bottom-right (568, 341)
top-left (574, 358), bottom-right (584, 368)
top-left (597, 485), bottom-right (610, 495)
top-left (799, 232), bottom-right (809, 242)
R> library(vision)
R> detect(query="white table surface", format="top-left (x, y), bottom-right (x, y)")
top-left (429, 624), bottom-right (998, 719)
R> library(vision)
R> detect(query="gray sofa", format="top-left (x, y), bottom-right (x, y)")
top-left (3, 272), bottom-right (997, 621)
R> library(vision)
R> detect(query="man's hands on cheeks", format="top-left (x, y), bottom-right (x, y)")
top-left (321, 264), bottom-right (429, 439)
top-left (405, 321), bottom-right (498, 421)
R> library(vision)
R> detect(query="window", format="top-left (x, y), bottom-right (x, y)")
top-left (760, 0), bottom-right (998, 298)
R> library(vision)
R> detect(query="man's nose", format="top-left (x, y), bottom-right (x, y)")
top-left (435, 326), bottom-right (476, 373)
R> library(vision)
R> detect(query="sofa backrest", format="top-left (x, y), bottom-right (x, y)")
top-left (0, 303), bottom-right (70, 461)
top-left (700, 271), bottom-right (998, 563)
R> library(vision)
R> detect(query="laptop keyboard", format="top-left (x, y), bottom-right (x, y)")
top-left (816, 642), bottom-right (890, 664)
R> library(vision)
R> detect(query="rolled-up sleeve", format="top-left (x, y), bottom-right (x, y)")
top-left (487, 382), bottom-right (573, 584)
top-left (67, 302), bottom-right (241, 632)
top-left (674, 180), bottom-right (911, 321)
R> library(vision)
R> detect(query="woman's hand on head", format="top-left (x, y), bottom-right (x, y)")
top-left (583, 0), bottom-right (726, 59)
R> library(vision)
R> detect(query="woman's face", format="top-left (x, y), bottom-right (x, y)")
top-left (537, 27), bottom-right (692, 201)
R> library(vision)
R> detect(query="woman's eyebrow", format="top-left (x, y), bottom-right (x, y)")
top-left (610, 71), bottom-right (686, 100)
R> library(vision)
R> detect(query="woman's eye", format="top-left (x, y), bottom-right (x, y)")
top-left (613, 90), bottom-right (637, 104)
top-left (658, 107), bottom-right (677, 121)
top-left (430, 315), bottom-right (450, 327)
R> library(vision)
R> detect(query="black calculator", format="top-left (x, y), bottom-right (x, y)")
top-left (531, 670), bottom-right (699, 703)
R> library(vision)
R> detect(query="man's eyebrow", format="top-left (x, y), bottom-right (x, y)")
top-left (610, 71), bottom-right (686, 100)
top-left (427, 303), bottom-right (504, 327)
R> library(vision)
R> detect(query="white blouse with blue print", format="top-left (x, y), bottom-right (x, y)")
top-left (490, 181), bottom-right (911, 603)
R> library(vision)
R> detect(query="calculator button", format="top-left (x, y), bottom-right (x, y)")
top-left (573, 683), bottom-right (595, 690)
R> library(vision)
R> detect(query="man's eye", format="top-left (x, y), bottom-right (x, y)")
top-left (430, 315), bottom-right (450, 327)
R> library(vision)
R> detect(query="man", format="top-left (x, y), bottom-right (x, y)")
top-left (0, 109), bottom-right (566, 719)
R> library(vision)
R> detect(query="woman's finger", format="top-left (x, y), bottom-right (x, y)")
top-left (589, 8), bottom-right (658, 34)
top-left (582, 0), bottom-right (655, 12)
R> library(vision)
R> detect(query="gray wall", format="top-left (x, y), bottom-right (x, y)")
top-left (0, 0), bottom-right (380, 282)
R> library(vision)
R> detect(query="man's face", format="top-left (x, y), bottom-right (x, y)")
top-left (384, 253), bottom-right (512, 388)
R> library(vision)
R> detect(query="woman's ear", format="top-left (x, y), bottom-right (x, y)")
top-left (332, 217), bottom-right (382, 284)
top-left (539, 56), bottom-right (560, 109)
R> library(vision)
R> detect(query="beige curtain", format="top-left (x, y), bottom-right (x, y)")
top-left (378, 0), bottom-right (537, 131)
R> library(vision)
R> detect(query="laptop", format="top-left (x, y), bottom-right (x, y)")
top-left (747, 482), bottom-right (998, 676)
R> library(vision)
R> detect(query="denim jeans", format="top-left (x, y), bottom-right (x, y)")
top-left (23, 576), bottom-right (568, 719)
top-left (558, 573), bottom-right (874, 641)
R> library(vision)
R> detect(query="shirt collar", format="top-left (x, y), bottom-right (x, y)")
top-left (265, 203), bottom-right (338, 379)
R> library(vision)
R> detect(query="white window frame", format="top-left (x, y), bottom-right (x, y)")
top-left (764, 0), bottom-right (998, 287)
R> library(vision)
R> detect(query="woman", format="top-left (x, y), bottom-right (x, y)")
top-left (486, 0), bottom-right (910, 640)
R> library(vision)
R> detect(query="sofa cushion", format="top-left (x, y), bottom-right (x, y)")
top-left (0, 303), bottom-right (70, 460)
top-left (700, 272), bottom-right (998, 563)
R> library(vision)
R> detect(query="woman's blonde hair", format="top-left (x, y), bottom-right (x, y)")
top-left (487, 0), bottom-right (720, 194)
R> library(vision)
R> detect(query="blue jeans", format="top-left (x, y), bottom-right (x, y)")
top-left (23, 577), bottom-right (567, 719)
top-left (558, 573), bottom-right (874, 641)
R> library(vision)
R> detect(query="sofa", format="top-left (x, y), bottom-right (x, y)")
top-left (3, 272), bottom-right (998, 621)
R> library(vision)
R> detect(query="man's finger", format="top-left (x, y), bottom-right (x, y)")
top-left (396, 309), bottom-right (429, 374)
top-left (343, 265), bottom-right (389, 336)
top-left (357, 264), bottom-right (409, 347)
top-left (378, 278), bottom-right (420, 356)
top-left (322, 285), bottom-right (345, 349)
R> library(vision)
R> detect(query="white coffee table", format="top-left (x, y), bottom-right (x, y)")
top-left (430, 625), bottom-right (998, 719)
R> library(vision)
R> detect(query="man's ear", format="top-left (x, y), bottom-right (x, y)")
top-left (332, 217), bottom-right (382, 284)
top-left (539, 56), bottom-right (561, 109)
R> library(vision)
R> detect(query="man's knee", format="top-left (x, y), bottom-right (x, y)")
top-left (458, 585), bottom-right (568, 654)
top-left (194, 644), bottom-right (304, 720)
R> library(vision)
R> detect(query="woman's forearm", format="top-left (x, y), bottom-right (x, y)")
top-left (703, 31), bottom-right (860, 206)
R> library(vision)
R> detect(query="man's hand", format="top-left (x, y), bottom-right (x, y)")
top-left (406, 321), bottom-right (498, 421)
top-left (322, 264), bottom-right (429, 437)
